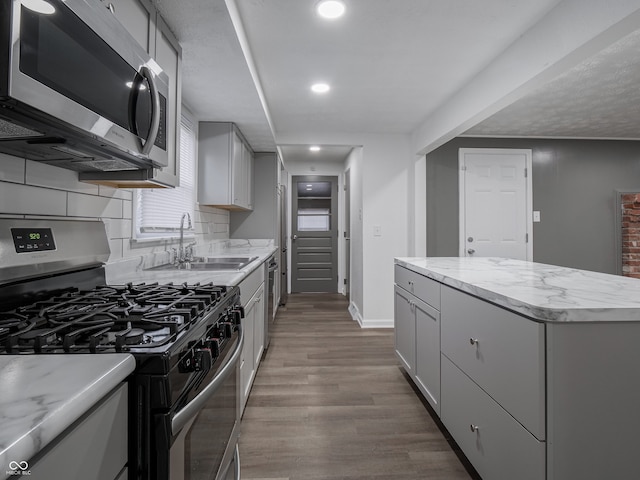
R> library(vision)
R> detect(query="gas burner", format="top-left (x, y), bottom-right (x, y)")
top-left (0, 282), bottom-right (234, 354)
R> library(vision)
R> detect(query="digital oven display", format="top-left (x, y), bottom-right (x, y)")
top-left (11, 228), bottom-right (56, 253)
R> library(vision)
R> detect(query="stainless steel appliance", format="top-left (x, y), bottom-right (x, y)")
top-left (265, 254), bottom-right (277, 349)
top-left (279, 184), bottom-right (288, 306)
top-left (0, 219), bottom-right (242, 480)
top-left (0, 0), bottom-right (169, 180)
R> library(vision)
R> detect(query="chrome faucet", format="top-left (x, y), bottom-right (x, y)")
top-left (176, 212), bottom-right (193, 264)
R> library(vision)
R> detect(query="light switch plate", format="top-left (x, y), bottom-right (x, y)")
top-left (533, 211), bottom-right (541, 222)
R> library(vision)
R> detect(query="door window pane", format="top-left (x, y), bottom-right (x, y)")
top-left (298, 208), bottom-right (330, 231)
top-left (296, 181), bottom-right (332, 231)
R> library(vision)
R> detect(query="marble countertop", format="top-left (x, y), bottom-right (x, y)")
top-left (0, 354), bottom-right (135, 477)
top-left (395, 257), bottom-right (640, 322)
top-left (105, 240), bottom-right (278, 287)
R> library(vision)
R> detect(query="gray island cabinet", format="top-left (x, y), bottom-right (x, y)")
top-left (394, 257), bottom-right (640, 480)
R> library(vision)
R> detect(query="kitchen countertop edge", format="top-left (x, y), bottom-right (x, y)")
top-left (0, 354), bottom-right (135, 477)
top-left (395, 257), bottom-right (640, 323)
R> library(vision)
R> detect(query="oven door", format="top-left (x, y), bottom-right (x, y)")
top-left (166, 326), bottom-right (243, 480)
top-left (5, 0), bottom-right (168, 168)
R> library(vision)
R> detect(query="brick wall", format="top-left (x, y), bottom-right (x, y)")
top-left (621, 193), bottom-right (640, 278)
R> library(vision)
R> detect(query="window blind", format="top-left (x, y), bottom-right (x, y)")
top-left (136, 114), bottom-right (195, 235)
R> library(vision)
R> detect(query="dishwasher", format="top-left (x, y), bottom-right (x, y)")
top-left (266, 254), bottom-right (278, 349)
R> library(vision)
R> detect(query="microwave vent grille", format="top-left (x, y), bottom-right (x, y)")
top-left (0, 118), bottom-right (44, 139)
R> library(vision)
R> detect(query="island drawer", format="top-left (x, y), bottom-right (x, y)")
top-left (394, 265), bottom-right (440, 310)
top-left (441, 356), bottom-right (545, 480)
top-left (440, 285), bottom-right (545, 440)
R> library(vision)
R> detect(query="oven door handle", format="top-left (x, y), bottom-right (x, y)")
top-left (171, 325), bottom-right (244, 436)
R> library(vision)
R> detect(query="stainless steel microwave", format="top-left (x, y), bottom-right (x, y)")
top-left (0, 0), bottom-right (169, 175)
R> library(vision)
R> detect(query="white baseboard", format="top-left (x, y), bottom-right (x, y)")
top-left (348, 301), bottom-right (361, 323)
top-left (348, 301), bottom-right (393, 328)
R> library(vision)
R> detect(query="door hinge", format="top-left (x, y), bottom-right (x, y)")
top-left (344, 278), bottom-right (347, 285)
top-left (524, 168), bottom-right (528, 178)
top-left (526, 233), bottom-right (529, 243)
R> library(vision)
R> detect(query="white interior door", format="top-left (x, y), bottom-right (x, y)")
top-left (459, 148), bottom-right (533, 260)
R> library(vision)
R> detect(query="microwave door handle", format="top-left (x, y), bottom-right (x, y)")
top-left (170, 324), bottom-right (244, 436)
top-left (138, 65), bottom-right (160, 156)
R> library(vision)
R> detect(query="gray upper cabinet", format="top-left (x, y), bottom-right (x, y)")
top-left (108, 0), bottom-right (182, 188)
top-left (198, 122), bottom-right (254, 211)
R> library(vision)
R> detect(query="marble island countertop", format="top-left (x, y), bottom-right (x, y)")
top-left (395, 257), bottom-right (640, 322)
top-left (105, 239), bottom-right (277, 286)
top-left (0, 354), bottom-right (135, 477)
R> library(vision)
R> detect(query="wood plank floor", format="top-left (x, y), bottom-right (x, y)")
top-left (238, 293), bottom-right (480, 480)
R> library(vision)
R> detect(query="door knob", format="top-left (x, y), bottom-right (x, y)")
top-left (467, 249), bottom-right (475, 255)
top-left (292, 235), bottom-right (298, 241)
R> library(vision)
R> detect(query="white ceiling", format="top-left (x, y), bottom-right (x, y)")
top-left (154, 0), bottom-right (640, 165)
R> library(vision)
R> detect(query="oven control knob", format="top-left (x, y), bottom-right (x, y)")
top-left (220, 322), bottom-right (234, 337)
top-left (230, 309), bottom-right (243, 325)
top-left (193, 348), bottom-right (212, 372)
top-left (178, 351), bottom-right (195, 373)
top-left (206, 337), bottom-right (221, 358)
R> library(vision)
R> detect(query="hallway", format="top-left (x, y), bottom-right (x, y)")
top-left (238, 293), bottom-right (478, 480)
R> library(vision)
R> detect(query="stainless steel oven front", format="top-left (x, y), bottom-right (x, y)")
top-left (155, 324), bottom-right (243, 480)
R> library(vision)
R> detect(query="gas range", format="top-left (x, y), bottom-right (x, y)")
top-left (0, 218), bottom-right (244, 480)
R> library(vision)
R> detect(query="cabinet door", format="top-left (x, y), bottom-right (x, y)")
top-left (414, 296), bottom-right (440, 415)
top-left (252, 283), bottom-right (265, 367)
top-left (232, 132), bottom-right (245, 207)
top-left (245, 146), bottom-right (254, 210)
top-left (394, 285), bottom-right (415, 374)
top-left (240, 300), bottom-right (255, 412)
top-left (152, 16), bottom-right (181, 187)
top-left (441, 356), bottom-right (545, 480)
top-left (109, 0), bottom-right (154, 52)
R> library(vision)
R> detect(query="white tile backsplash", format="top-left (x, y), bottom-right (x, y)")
top-left (98, 185), bottom-right (133, 200)
top-left (0, 153), bottom-right (25, 183)
top-left (0, 182), bottom-right (67, 216)
top-left (26, 160), bottom-right (99, 194)
top-left (67, 192), bottom-right (123, 218)
top-left (0, 152), bottom-right (232, 264)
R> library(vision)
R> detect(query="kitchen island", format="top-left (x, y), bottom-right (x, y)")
top-left (0, 354), bottom-right (135, 480)
top-left (394, 257), bottom-right (640, 480)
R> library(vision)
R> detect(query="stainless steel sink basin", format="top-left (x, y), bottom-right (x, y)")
top-left (146, 256), bottom-right (258, 272)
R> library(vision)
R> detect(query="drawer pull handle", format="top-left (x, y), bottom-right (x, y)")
top-left (470, 424), bottom-right (479, 433)
top-left (469, 338), bottom-right (479, 346)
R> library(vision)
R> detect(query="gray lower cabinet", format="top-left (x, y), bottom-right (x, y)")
top-left (394, 265), bottom-right (441, 414)
top-left (29, 383), bottom-right (128, 480)
top-left (239, 265), bottom-right (266, 414)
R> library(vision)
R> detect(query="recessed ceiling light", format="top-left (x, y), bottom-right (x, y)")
top-left (309, 146), bottom-right (321, 152)
top-left (22, 0), bottom-right (56, 14)
top-left (316, 0), bottom-right (345, 19)
top-left (311, 83), bottom-right (330, 94)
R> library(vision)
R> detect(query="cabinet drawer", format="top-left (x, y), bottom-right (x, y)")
top-left (441, 285), bottom-right (545, 440)
top-left (441, 357), bottom-right (545, 480)
top-left (394, 265), bottom-right (440, 310)
top-left (239, 264), bottom-right (265, 308)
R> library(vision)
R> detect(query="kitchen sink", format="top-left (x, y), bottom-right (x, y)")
top-left (147, 256), bottom-right (258, 271)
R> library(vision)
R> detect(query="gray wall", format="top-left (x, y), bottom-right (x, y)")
top-left (426, 138), bottom-right (640, 274)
